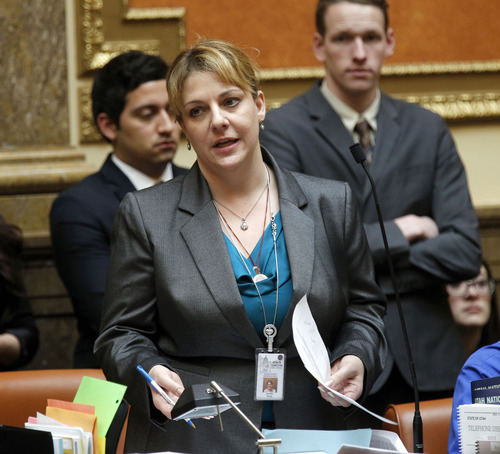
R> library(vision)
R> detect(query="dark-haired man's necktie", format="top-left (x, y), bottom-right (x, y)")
top-left (354, 118), bottom-right (373, 164)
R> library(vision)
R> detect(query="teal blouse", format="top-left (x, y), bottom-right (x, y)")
top-left (222, 212), bottom-right (293, 343)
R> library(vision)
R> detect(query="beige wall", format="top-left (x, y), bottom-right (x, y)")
top-left (452, 123), bottom-right (500, 208)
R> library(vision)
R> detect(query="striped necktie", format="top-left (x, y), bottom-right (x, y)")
top-left (354, 118), bottom-right (374, 164)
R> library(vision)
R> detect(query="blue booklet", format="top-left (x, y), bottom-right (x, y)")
top-left (471, 375), bottom-right (500, 404)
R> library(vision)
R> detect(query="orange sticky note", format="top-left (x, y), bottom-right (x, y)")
top-left (47, 399), bottom-right (95, 416)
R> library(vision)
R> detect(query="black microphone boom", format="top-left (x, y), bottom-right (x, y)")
top-left (349, 143), bottom-right (423, 453)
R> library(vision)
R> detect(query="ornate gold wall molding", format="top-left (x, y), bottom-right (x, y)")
top-left (120, 0), bottom-right (186, 53)
top-left (78, 0), bottom-right (185, 74)
top-left (121, 0), bottom-right (185, 21)
top-left (79, 86), bottom-right (101, 143)
top-left (259, 67), bottom-right (324, 81)
top-left (79, 0), bottom-right (161, 72)
top-left (406, 92), bottom-right (500, 121)
top-left (260, 62), bottom-right (500, 122)
top-left (382, 60), bottom-right (500, 76)
top-left (259, 60), bottom-right (500, 81)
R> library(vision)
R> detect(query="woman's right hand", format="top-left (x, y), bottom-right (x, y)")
top-left (149, 364), bottom-right (185, 419)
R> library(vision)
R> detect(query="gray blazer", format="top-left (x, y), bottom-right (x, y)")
top-left (95, 150), bottom-right (387, 454)
top-left (261, 82), bottom-right (482, 393)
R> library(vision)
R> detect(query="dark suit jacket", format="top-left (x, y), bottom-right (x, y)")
top-left (50, 154), bottom-right (188, 368)
top-left (94, 150), bottom-right (387, 454)
top-left (261, 82), bottom-right (482, 392)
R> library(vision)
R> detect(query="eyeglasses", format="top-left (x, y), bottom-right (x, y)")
top-left (447, 278), bottom-right (496, 298)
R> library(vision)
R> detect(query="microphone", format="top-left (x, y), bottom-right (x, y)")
top-left (349, 143), bottom-right (423, 453)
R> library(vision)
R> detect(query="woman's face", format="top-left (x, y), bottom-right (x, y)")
top-left (178, 71), bottom-right (265, 177)
top-left (447, 266), bottom-right (492, 329)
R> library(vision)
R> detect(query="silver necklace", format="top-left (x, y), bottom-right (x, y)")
top-left (213, 173), bottom-right (268, 231)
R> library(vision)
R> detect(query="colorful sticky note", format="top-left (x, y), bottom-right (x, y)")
top-left (73, 376), bottom-right (127, 438)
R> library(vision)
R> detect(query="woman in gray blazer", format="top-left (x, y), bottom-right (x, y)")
top-left (95, 39), bottom-right (387, 454)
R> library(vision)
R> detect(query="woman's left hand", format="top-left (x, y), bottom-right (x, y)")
top-left (318, 355), bottom-right (364, 407)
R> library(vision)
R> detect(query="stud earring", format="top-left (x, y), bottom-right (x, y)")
top-left (187, 141), bottom-right (192, 151)
top-left (260, 122), bottom-right (265, 131)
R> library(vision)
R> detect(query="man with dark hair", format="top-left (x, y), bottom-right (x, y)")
top-left (50, 51), bottom-right (187, 368)
top-left (261, 0), bottom-right (481, 425)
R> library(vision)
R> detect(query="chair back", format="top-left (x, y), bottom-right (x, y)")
top-left (382, 397), bottom-right (453, 454)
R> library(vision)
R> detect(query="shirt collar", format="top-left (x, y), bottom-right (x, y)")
top-left (320, 80), bottom-right (381, 135)
top-left (111, 154), bottom-right (173, 190)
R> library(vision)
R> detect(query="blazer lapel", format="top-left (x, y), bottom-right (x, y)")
top-left (265, 156), bottom-right (315, 348)
top-left (306, 85), bottom-right (363, 183)
top-left (373, 95), bottom-right (402, 171)
top-left (275, 199), bottom-right (315, 348)
top-left (100, 154), bottom-right (136, 200)
top-left (359, 96), bottom-right (402, 211)
top-left (179, 166), bottom-right (263, 347)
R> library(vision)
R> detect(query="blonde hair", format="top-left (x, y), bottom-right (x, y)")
top-left (167, 39), bottom-right (260, 121)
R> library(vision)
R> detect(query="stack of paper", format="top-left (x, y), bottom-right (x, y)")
top-left (26, 411), bottom-right (91, 454)
top-left (24, 376), bottom-right (127, 454)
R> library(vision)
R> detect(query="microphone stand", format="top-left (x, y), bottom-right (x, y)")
top-left (209, 381), bottom-right (281, 454)
top-left (349, 143), bottom-right (424, 453)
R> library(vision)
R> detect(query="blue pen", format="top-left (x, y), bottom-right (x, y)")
top-left (137, 365), bottom-right (196, 429)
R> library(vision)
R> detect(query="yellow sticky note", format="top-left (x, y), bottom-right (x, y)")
top-left (98, 435), bottom-right (106, 454)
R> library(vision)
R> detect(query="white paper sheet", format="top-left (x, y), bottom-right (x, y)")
top-left (292, 295), bottom-right (397, 426)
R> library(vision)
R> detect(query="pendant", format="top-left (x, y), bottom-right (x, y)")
top-left (263, 324), bottom-right (277, 352)
top-left (253, 266), bottom-right (267, 283)
top-left (241, 220), bottom-right (249, 231)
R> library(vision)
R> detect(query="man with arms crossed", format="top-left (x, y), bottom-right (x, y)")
top-left (261, 0), bottom-right (481, 424)
top-left (51, 51), bottom-right (186, 368)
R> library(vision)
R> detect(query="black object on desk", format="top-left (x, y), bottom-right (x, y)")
top-left (0, 425), bottom-right (55, 454)
top-left (171, 383), bottom-right (240, 421)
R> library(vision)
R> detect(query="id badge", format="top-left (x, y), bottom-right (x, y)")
top-left (254, 348), bottom-right (286, 401)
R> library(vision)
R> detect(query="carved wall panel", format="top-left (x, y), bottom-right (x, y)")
top-left (0, 0), bottom-right (69, 148)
